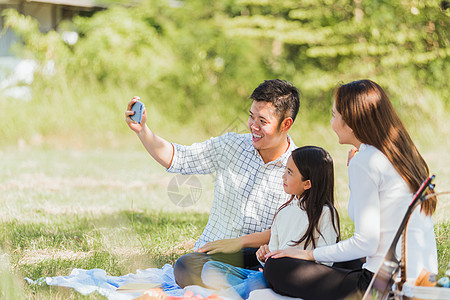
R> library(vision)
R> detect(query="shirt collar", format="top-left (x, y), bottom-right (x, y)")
top-left (359, 143), bottom-right (368, 152)
top-left (246, 135), bottom-right (296, 167)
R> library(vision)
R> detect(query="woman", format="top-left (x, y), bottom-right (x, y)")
top-left (263, 80), bottom-right (438, 300)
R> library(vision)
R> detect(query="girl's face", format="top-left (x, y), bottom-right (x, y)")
top-left (282, 156), bottom-right (311, 197)
top-left (330, 101), bottom-right (358, 146)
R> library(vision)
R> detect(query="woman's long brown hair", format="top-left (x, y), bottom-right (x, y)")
top-left (335, 80), bottom-right (436, 215)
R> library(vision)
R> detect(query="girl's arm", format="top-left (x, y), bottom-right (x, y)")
top-left (267, 216), bottom-right (278, 251)
top-left (316, 206), bottom-right (338, 248)
top-left (256, 244), bottom-right (270, 264)
top-left (314, 206), bottom-right (339, 266)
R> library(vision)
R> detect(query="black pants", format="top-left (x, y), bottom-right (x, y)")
top-left (263, 257), bottom-right (372, 300)
top-left (173, 248), bottom-right (261, 288)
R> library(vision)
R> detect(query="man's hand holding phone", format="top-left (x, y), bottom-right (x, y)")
top-left (124, 96), bottom-right (174, 169)
top-left (126, 96), bottom-right (147, 133)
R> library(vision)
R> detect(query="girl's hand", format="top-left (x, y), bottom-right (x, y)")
top-left (125, 96), bottom-right (148, 134)
top-left (256, 244), bottom-right (270, 262)
top-left (265, 248), bottom-right (314, 261)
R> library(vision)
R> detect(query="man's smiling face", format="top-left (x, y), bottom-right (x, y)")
top-left (248, 101), bottom-right (285, 152)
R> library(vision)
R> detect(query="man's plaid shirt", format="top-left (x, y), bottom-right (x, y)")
top-left (167, 132), bottom-right (296, 250)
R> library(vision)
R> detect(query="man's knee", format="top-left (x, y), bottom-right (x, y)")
top-left (174, 252), bottom-right (210, 288)
top-left (201, 261), bottom-right (231, 289)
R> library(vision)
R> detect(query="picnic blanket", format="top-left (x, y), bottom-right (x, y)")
top-left (248, 289), bottom-right (302, 300)
top-left (24, 264), bottom-right (300, 299)
top-left (24, 264), bottom-right (225, 300)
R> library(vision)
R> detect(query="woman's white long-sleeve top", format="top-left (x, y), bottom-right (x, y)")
top-left (313, 144), bottom-right (438, 278)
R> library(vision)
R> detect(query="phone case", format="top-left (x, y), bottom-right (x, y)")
top-left (130, 100), bottom-right (145, 124)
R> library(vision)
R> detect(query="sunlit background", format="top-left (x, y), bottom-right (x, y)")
top-left (0, 0), bottom-right (449, 298)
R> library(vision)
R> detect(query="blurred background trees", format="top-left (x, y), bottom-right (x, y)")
top-left (1, 0), bottom-right (449, 146)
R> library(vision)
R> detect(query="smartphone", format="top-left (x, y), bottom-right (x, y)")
top-left (130, 100), bottom-right (145, 124)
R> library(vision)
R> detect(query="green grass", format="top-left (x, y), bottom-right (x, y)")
top-left (0, 146), bottom-right (212, 299)
top-left (0, 131), bottom-right (449, 299)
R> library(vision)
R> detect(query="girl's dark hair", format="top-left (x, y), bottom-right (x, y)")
top-left (335, 80), bottom-right (435, 215)
top-left (275, 146), bottom-right (340, 249)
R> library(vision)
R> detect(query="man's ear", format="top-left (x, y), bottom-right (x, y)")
top-left (304, 179), bottom-right (311, 190)
top-left (280, 117), bottom-right (294, 132)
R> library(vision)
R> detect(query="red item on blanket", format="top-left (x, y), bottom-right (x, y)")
top-left (135, 288), bottom-right (223, 300)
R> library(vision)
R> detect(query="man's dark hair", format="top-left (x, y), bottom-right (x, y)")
top-left (250, 79), bottom-right (300, 127)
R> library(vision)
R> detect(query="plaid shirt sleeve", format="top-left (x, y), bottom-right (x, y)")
top-left (166, 133), bottom-right (231, 175)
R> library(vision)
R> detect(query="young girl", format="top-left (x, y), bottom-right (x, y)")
top-left (201, 146), bottom-right (340, 299)
top-left (263, 80), bottom-right (438, 299)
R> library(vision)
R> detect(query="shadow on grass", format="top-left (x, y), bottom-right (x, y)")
top-left (0, 210), bottom-right (208, 282)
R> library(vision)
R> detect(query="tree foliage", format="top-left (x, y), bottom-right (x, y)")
top-left (2, 0), bottom-right (449, 133)
top-left (2, 1), bottom-right (269, 126)
top-left (221, 0), bottom-right (449, 114)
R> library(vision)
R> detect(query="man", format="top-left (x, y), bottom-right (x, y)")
top-left (125, 79), bottom-right (300, 287)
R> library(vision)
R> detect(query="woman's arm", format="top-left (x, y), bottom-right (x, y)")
top-left (265, 248), bottom-right (314, 260)
top-left (313, 158), bottom-right (381, 263)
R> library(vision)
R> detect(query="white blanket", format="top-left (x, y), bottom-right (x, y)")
top-left (248, 289), bottom-right (303, 300)
top-left (25, 265), bottom-right (299, 300)
top-left (25, 264), bottom-right (221, 300)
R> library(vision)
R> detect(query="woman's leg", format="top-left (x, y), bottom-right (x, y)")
top-left (264, 258), bottom-right (368, 300)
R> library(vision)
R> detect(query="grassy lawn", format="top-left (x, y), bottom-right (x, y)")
top-left (0, 137), bottom-right (449, 299)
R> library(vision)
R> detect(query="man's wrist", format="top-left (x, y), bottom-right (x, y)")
top-left (240, 230), bottom-right (271, 249)
top-left (236, 236), bottom-right (245, 249)
top-left (136, 124), bottom-right (150, 137)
